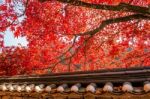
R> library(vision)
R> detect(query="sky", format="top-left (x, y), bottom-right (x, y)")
top-left (4, 30), bottom-right (28, 47)
top-left (0, 0), bottom-right (28, 47)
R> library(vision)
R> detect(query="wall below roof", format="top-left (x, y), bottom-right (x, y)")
top-left (0, 92), bottom-right (150, 99)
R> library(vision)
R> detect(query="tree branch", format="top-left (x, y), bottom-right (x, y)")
top-left (71, 14), bottom-right (150, 36)
top-left (33, 14), bottom-right (150, 72)
top-left (39, 0), bottom-right (150, 15)
top-left (34, 35), bottom-right (93, 71)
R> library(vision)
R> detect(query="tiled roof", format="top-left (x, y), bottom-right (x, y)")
top-left (0, 67), bottom-right (150, 99)
top-left (0, 67), bottom-right (150, 84)
top-left (0, 82), bottom-right (150, 99)
top-left (0, 81), bottom-right (150, 93)
top-left (0, 81), bottom-right (150, 94)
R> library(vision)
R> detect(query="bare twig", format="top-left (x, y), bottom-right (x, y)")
top-left (35, 35), bottom-right (93, 71)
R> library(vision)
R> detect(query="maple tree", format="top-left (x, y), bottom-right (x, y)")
top-left (0, 47), bottom-right (28, 75)
top-left (0, 0), bottom-right (150, 75)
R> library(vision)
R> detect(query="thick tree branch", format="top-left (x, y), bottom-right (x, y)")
top-left (72, 14), bottom-right (150, 36)
top-left (39, 0), bottom-right (150, 15)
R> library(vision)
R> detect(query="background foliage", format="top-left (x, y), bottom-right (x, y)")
top-left (0, 0), bottom-right (150, 75)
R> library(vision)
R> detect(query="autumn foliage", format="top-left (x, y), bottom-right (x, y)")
top-left (0, 0), bottom-right (150, 75)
